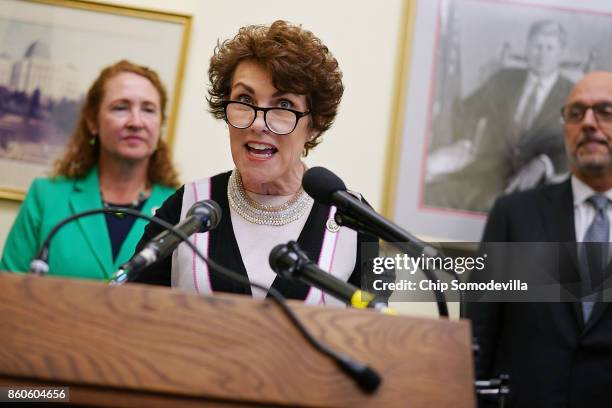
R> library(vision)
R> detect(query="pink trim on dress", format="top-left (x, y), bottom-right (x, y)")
top-left (320, 226), bottom-right (341, 305)
top-left (205, 178), bottom-right (213, 292)
top-left (305, 205), bottom-right (339, 305)
top-left (191, 182), bottom-right (200, 293)
top-left (314, 215), bottom-right (330, 305)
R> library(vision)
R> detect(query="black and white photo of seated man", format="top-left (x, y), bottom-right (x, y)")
top-left (425, 20), bottom-right (577, 213)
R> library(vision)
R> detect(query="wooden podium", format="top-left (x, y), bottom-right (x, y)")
top-left (0, 274), bottom-right (475, 407)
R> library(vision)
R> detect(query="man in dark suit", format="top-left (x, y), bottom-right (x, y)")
top-left (425, 20), bottom-right (574, 212)
top-left (469, 71), bottom-right (612, 407)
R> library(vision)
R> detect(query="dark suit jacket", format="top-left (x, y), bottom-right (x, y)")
top-left (468, 179), bottom-right (612, 407)
top-left (425, 69), bottom-right (574, 212)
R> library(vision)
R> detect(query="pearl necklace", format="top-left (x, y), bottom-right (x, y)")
top-left (228, 169), bottom-right (313, 226)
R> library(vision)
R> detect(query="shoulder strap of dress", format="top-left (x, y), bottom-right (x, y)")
top-left (303, 205), bottom-right (340, 305)
top-left (171, 178), bottom-right (213, 294)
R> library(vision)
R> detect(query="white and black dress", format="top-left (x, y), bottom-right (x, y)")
top-left (129, 171), bottom-right (391, 304)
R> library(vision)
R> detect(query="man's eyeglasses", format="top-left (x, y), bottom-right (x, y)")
top-left (222, 100), bottom-right (310, 135)
top-left (561, 102), bottom-right (612, 125)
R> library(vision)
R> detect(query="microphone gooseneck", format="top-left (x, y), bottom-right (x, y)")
top-left (28, 207), bottom-right (163, 276)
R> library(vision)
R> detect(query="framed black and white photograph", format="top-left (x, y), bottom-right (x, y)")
top-left (0, 0), bottom-right (191, 200)
top-left (385, 0), bottom-right (612, 241)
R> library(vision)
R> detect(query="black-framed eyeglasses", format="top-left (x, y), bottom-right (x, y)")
top-left (561, 102), bottom-right (612, 125)
top-left (222, 100), bottom-right (310, 135)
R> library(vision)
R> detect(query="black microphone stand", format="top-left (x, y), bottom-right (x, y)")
top-left (474, 375), bottom-right (510, 408)
top-left (472, 340), bottom-right (511, 407)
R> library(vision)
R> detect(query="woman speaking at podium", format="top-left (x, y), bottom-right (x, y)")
top-left (0, 60), bottom-right (178, 280)
top-left (130, 21), bottom-right (388, 305)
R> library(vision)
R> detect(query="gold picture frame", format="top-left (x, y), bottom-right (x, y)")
top-left (0, 0), bottom-right (192, 200)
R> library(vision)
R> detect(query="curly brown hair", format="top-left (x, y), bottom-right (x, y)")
top-left (207, 20), bottom-right (344, 155)
top-left (53, 59), bottom-right (179, 187)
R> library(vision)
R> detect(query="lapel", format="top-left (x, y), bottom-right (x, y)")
top-left (583, 258), bottom-right (612, 334)
top-left (208, 172), bottom-right (251, 295)
top-left (507, 70), bottom-right (528, 119)
top-left (542, 180), bottom-right (585, 327)
top-left (69, 168), bottom-right (114, 277)
top-left (542, 178), bottom-right (575, 242)
top-left (113, 184), bottom-right (166, 269)
top-left (585, 297), bottom-right (610, 335)
top-left (501, 70), bottom-right (527, 146)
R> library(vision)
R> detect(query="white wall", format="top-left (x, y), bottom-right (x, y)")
top-left (0, 0), bottom-right (449, 317)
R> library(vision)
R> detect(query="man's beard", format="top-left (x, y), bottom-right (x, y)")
top-left (570, 131), bottom-right (612, 176)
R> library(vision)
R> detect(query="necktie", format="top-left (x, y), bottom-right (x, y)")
top-left (582, 194), bottom-right (609, 320)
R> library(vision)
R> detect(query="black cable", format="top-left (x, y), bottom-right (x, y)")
top-left (30, 207), bottom-right (186, 274)
top-left (32, 206), bottom-right (382, 393)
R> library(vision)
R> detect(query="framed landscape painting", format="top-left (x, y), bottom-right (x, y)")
top-left (0, 0), bottom-right (191, 200)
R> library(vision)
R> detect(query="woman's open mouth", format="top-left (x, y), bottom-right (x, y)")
top-left (245, 142), bottom-right (277, 160)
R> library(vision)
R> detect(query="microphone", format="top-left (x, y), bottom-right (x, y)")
top-left (269, 241), bottom-right (392, 313)
top-left (302, 167), bottom-right (454, 318)
top-left (269, 240), bottom-right (387, 391)
top-left (112, 200), bottom-right (221, 284)
top-left (302, 167), bottom-right (440, 259)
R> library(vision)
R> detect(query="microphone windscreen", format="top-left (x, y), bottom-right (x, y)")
top-left (268, 243), bottom-right (299, 278)
top-left (188, 199), bottom-right (222, 231)
top-left (268, 244), bottom-right (287, 275)
top-left (302, 167), bottom-right (347, 205)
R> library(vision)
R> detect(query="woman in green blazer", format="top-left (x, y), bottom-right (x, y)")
top-left (0, 60), bottom-right (179, 280)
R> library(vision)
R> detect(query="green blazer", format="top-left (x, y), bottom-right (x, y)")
top-left (0, 168), bottom-right (175, 280)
